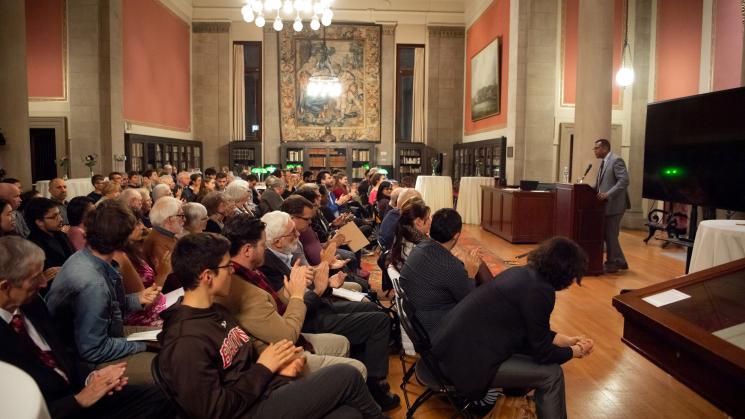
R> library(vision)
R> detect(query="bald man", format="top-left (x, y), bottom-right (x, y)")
top-left (0, 183), bottom-right (28, 237)
top-left (48, 178), bottom-right (69, 225)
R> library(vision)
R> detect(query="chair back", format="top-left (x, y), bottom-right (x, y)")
top-left (394, 285), bottom-right (431, 354)
top-left (151, 354), bottom-right (194, 419)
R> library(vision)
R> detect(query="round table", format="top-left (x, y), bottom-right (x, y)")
top-left (36, 178), bottom-right (93, 199)
top-left (0, 361), bottom-right (51, 419)
top-left (415, 175), bottom-right (453, 213)
top-left (455, 177), bottom-right (494, 224)
top-left (689, 220), bottom-right (745, 273)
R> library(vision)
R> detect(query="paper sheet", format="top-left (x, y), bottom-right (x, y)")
top-left (713, 322), bottom-right (745, 350)
top-left (164, 288), bottom-right (184, 308)
top-left (331, 287), bottom-right (367, 302)
top-left (336, 221), bottom-right (370, 253)
top-left (126, 329), bottom-right (161, 342)
top-left (642, 289), bottom-right (691, 307)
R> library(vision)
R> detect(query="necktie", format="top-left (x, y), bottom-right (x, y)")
top-left (596, 159), bottom-right (605, 190)
top-left (10, 313), bottom-right (67, 381)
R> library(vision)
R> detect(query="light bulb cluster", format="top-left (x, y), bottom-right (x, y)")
top-left (307, 76), bottom-right (343, 98)
top-left (241, 0), bottom-right (334, 32)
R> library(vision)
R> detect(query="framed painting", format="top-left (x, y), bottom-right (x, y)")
top-left (278, 24), bottom-right (382, 142)
top-left (470, 37), bottom-right (501, 121)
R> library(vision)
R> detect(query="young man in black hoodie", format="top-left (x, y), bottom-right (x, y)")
top-left (156, 232), bottom-right (384, 419)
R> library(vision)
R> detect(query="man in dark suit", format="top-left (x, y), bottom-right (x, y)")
top-left (0, 236), bottom-right (174, 419)
top-left (259, 175), bottom-right (286, 215)
top-left (593, 139), bottom-right (631, 273)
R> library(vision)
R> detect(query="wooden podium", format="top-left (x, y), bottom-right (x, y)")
top-left (554, 183), bottom-right (605, 275)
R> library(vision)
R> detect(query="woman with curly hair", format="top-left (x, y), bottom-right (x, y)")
top-left (432, 236), bottom-right (594, 419)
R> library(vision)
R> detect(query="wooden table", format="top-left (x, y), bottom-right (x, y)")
top-left (612, 258), bottom-right (745, 418)
top-left (480, 186), bottom-right (554, 243)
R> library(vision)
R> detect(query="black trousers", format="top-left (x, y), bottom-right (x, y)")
top-left (86, 384), bottom-right (176, 419)
top-left (303, 301), bottom-right (390, 378)
top-left (248, 364), bottom-right (383, 419)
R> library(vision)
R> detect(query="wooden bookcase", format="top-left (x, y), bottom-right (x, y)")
top-left (228, 141), bottom-right (262, 172)
top-left (125, 134), bottom-right (203, 173)
top-left (452, 137), bottom-right (507, 184)
top-left (394, 142), bottom-right (436, 181)
top-left (280, 142), bottom-right (376, 180)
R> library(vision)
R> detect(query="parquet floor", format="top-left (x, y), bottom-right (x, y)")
top-left (370, 226), bottom-right (724, 419)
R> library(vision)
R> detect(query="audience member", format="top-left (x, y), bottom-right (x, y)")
top-left (261, 176), bottom-right (286, 214)
top-left (317, 171), bottom-right (350, 218)
top-left (176, 172), bottom-right (191, 193)
top-left (357, 168), bottom-right (377, 206)
top-left (127, 171), bottom-right (142, 189)
top-left (138, 188), bottom-right (153, 227)
top-left (203, 167), bottom-right (217, 181)
top-left (46, 201), bottom-right (161, 384)
top-left (25, 198), bottom-right (74, 283)
top-left (1, 177), bottom-right (22, 190)
top-left (0, 198), bottom-right (15, 236)
top-left (66, 196), bottom-right (95, 251)
top-left (433, 237), bottom-right (594, 418)
top-left (48, 178), bottom-right (69, 225)
top-left (117, 188), bottom-right (143, 213)
top-left (375, 181), bottom-right (392, 220)
top-left (151, 183), bottom-right (172, 202)
top-left (215, 171), bottom-right (228, 192)
top-left (387, 198), bottom-right (430, 271)
top-left (378, 188), bottom-right (420, 250)
top-left (143, 197), bottom-right (183, 290)
top-left (246, 173), bottom-right (261, 205)
top-left (399, 208), bottom-right (481, 337)
top-left (87, 175), bottom-right (106, 203)
top-left (201, 191), bottom-right (228, 234)
top-left (217, 212), bottom-right (367, 378)
top-left (157, 174), bottom-right (175, 191)
top-left (156, 232), bottom-right (384, 419)
top-left (333, 173), bottom-right (349, 198)
top-left (182, 173), bottom-right (201, 203)
top-left (142, 169), bottom-right (158, 190)
top-left (0, 183), bottom-right (27, 237)
top-left (367, 173), bottom-right (385, 206)
top-left (100, 181), bottom-right (121, 203)
top-left (183, 202), bottom-right (208, 234)
top-left (108, 172), bottom-right (123, 185)
top-left (0, 236), bottom-right (176, 419)
top-left (224, 179), bottom-right (256, 217)
top-left (196, 175), bottom-right (215, 202)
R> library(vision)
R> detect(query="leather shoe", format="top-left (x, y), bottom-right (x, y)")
top-left (618, 262), bottom-right (629, 270)
top-left (367, 379), bottom-right (401, 412)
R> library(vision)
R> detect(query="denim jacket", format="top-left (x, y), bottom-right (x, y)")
top-left (46, 247), bottom-right (146, 364)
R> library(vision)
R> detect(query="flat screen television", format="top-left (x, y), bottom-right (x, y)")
top-left (643, 86), bottom-right (745, 212)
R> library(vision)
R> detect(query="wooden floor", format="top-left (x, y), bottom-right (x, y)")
top-left (375, 226), bottom-right (724, 419)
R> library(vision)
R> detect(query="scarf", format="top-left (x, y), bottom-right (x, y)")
top-left (232, 262), bottom-right (287, 315)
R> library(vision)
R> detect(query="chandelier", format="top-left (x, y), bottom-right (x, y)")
top-left (241, 0), bottom-right (334, 32)
top-left (306, 27), bottom-right (342, 98)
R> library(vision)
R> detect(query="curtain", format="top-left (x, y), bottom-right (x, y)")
top-left (232, 44), bottom-right (246, 141)
top-left (411, 47), bottom-right (425, 143)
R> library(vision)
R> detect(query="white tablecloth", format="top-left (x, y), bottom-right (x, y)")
top-left (36, 178), bottom-right (93, 199)
top-left (689, 220), bottom-right (745, 273)
top-left (0, 361), bottom-right (51, 419)
top-left (415, 175), bottom-right (453, 213)
top-left (456, 177), bottom-right (494, 224)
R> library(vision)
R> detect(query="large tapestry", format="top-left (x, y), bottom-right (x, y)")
top-left (278, 24), bottom-right (381, 142)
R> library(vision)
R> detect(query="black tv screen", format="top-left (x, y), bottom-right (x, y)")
top-left (643, 86), bottom-right (745, 212)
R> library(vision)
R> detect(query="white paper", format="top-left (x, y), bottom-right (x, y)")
top-left (164, 288), bottom-right (184, 308)
top-left (331, 287), bottom-right (367, 302)
top-left (713, 322), bottom-right (745, 350)
top-left (642, 289), bottom-right (691, 307)
top-left (126, 329), bottom-right (161, 342)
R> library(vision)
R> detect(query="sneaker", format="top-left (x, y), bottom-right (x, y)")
top-left (367, 380), bottom-right (401, 412)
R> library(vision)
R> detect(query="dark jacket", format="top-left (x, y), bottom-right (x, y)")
top-left (28, 229), bottom-right (75, 270)
top-left (86, 192), bottom-right (103, 204)
top-left (205, 218), bottom-right (223, 234)
top-left (157, 301), bottom-right (290, 419)
top-left (399, 239), bottom-right (474, 337)
top-left (259, 189), bottom-right (284, 215)
top-left (259, 249), bottom-right (331, 320)
top-left (432, 266), bottom-right (573, 399)
top-left (377, 207), bottom-right (401, 250)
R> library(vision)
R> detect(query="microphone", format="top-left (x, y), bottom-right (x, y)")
top-left (578, 164), bottom-right (592, 184)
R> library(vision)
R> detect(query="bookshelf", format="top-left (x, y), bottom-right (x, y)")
top-left (125, 134), bottom-right (203, 172)
top-left (452, 137), bottom-right (507, 184)
top-left (280, 143), bottom-right (376, 179)
top-left (228, 141), bottom-right (262, 172)
top-left (395, 142), bottom-right (435, 181)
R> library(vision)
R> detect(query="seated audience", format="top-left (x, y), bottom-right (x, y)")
top-left (260, 175), bottom-right (286, 214)
top-left (108, 172), bottom-right (123, 185)
top-left (126, 171), bottom-right (142, 189)
top-left (0, 183), bottom-right (28, 237)
top-left (151, 183), bottom-right (172, 202)
top-left (201, 191), bottom-right (228, 234)
top-left (183, 202), bottom-right (208, 234)
top-left (333, 173), bottom-right (350, 198)
top-left (433, 237), bottom-right (594, 419)
top-left (387, 198), bottom-right (430, 272)
top-left (246, 173), bottom-right (261, 206)
top-left (203, 167), bottom-right (217, 181)
top-left (0, 198), bottom-right (16, 236)
top-left (196, 174), bottom-right (215, 202)
top-left (399, 208), bottom-right (482, 337)
top-left (46, 201), bottom-right (162, 384)
top-left (225, 179), bottom-right (257, 217)
top-left (87, 175), bottom-right (106, 203)
top-left (25, 198), bottom-right (75, 281)
top-left (176, 171), bottom-right (191, 194)
top-left (367, 173), bottom-right (386, 206)
top-left (100, 181), bottom-right (121, 203)
top-left (357, 168), bottom-right (376, 207)
top-left (156, 232), bottom-right (384, 419)
top-left (138, 188), bottom-right (153, 227)
top-left (215, 171), bottom-right (228, 192)
top-left (0, 236), bottom-right (175, 419)
top-left (117, 188), bottom-right (143, 213)
top-left (264, 196), bottom-right (400, 410)
top-left (378, 188), bottom-right (421, 250)
top-left (157, 175), bottom-right (175, 192)
top-left (142, 169), bottom-right (158, 190)
top-left (375, 181), bottom-right (392, 220)
top-left (114, 215), bottom-right (168, 327)
top-left (318, 171), bottom-right (351, 218)
top-left (66, 196), bottom-right (95, 251)
top-left (48, 178), bottom-right (69, 225)
top-left (217, 212), bottom-right (367, 378)
top-left (143, 197), bottom-right (183, 289)
top-left (182, 173), bottom-right (201, 203)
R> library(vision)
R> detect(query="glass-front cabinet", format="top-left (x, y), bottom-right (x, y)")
top-left (125, 134), bottom-right (203, 173)
top-left (452, 137), bottom-right (507, 184)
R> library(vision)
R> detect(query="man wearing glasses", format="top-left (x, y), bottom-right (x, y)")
top-left (24, 198), bottom-right (74, 290)
top-left (143, 197), bottom-right (185, 292)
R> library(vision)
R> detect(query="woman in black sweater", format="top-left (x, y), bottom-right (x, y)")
top-left (431, 237), bottom-right (595, 419)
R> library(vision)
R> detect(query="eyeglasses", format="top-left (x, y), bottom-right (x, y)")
top-left (170, 213), bottom-right (186, 219)
top-left (212, 264), bottom-right (235, 274)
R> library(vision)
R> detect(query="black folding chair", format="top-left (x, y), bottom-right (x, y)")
top-left (151, 353), bottom-right (194, 419)
top-left (393, 280), bottom-right (473, 419)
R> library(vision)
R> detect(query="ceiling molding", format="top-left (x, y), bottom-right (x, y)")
top-left (158, 0), bottom-right (194, 22)
top-left (465, 0), bottom-right (494, 28)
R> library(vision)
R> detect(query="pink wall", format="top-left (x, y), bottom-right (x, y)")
top-left (562, 0), bottom-right (624, 106)
top-left (712, 0), bottom-right (744, 91)
top-left (26, 0), bottom-right (65, 99)
top-left (465, 0), bottom-right (510, 134)
top-left (655, 0), bottom-right (703, 100)
top-left (123, 0), bottom-right (191, 131)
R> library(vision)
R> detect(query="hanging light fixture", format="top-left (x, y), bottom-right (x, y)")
top-left (306, 26), bottom-right (342, 99)
top-left (616, 0), bottom-right (635, 87)
top-left (241, 0), bottom-right (333, 31)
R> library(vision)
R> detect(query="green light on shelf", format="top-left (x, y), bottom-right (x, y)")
top-left (661, 167), bottom-right (685, 177)
top-left (377, 168), bottom-right (389, 175)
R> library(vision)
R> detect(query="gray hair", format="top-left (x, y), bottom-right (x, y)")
top-left (265, 176), bottom-right (286, 190)
top-left (118, 188), bottom-right (141, 204)
top-left (152, 184), bottom-right (172, 201)
top-left (183, 202), bottom-right (207, 231)
top-left (149, 196), bottom-right (182, 227)
top-left (224, 179), bottom-right (250, 202)
top-left (138, 188), bottom-right (152, 202)
top-left (261, 210), bottom-right (292, 244)
top-left (296, 183), bottom-right (319, 193)
top-left (0, 236), bottom-right (45, 287)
